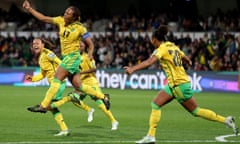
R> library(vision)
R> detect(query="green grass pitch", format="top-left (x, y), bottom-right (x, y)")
top-left (0, 85), bottom-right (239, 144)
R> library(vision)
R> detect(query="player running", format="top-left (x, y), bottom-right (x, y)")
top-left (124, 25), bottom-right (238, 144)
top-left (51, 41), bottom-right (119, 130)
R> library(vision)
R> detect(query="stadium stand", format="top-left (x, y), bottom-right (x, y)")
top-left (0, 5), bottom-right (239, 71)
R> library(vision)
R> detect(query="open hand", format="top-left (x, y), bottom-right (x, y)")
top-left (88, 54), bottom-right (93, 60)
top-left (24, 74), bottom-right (32, 81)
top-left (124, 66), bottom-right (134, 74)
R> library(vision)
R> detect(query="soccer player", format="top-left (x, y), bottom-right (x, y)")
top-left (25, 38), bottom-right (70, 136)
top-left (51, 41), bottom-right (119, 130)
top-left (22, 0), bottom-right (110, 113)
top-left (124, 25), bottom-right (239, 144)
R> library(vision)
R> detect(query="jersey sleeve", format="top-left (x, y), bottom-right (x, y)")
top-left (31, 70), bottom-right (45, 82)
top-left (53, 56), bottom-right (61, 65)
top-left (82, 32), bottom-right (90, 40)
top-left (179, 49), bottom-right (185, 58)
top-left (79, 26), bottom-right (90, 40)
top-left (90, 59), bottom-right (96, 69)
top-left (47, 51), bottom-right (60, 64)
top-left (49, 52), bottom-right (61, 65)
top-left (152, 47), bottom-right (165, 60)
top-left (52, 16), bottom-right (63, 26)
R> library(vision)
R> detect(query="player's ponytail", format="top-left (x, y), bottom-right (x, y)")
top-left (153, 25), bottom-right (168, 41)
top-left (41, 38), bottom-right (56, 50)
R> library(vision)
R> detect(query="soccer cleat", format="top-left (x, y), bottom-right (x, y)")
top-left (87, 108), bottom-right (95, 122)
top-left (68, 92), bottom-right (81, 105)
top-left (135, 135), bottom-right (156, 144)
top-left (103, 93), bottom-right (110, 110)
top-left (111, 121), bottom-right (119, 130)
top-left (54, 130), bottom-right (70, 136)
top-left (225, 116), bottom-right (239, 135)
top-left (27, 104), bottom-right (47, 113)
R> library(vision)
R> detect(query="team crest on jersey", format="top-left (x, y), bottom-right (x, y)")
top-left (71, 28), bottom-right (75, 32)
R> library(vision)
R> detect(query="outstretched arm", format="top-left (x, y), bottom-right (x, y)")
top-left (124, 55), bottom-right (158, 74)
top-left (22, 0), bottom-right (52, 23)
top-left (24, 72), bottom-right (45, 82)
top-left (182, 55), bottom-right (192, 66)
top-left (84, 37), bottom-right (94, 60)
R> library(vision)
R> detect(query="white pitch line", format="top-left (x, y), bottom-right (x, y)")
top-left (1, 135), bottom-right (240, 144)
top-left (0, 141), bottom-right (134, 144)
top-left (215, 134), bottom-right (240, 142)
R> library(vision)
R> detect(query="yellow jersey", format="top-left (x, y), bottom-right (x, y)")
top-left (152, 41), bottom-right (190, 87)
top-left (32, 48), bottom-right (61, 84)
top-left (52, 16), bottom-right (89, 56)
top-left (80, 52), bottom-right (99, 85)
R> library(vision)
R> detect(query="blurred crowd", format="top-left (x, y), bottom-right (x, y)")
top-left (1, 5), bottom-right (240, 32)
top-left (0, 31), bottom-right (240, 71)
top-left (0, 6), bottom-right (240, 71)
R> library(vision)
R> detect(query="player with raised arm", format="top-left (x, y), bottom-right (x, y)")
top-left (22, 0), bottom-right (110, 113)
top-left (124, 25), bottom-right (238, 144)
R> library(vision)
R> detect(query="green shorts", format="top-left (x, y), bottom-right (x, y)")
top-left (163, 82), bottom-right (193, 103)
top-left (60, 52), bottom-right (81, 74)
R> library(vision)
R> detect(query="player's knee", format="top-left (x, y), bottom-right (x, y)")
top-left (80, 93), bottom-right (87, 100)
top-left (191, 107), bottom-right (199, 117)
top-left (51, 108), bottom-right (60, 115)
top-left (51, 78), bottom-right (61, 89)
top-left (52, 78), bottom-right (61, 84)
top-left (151, 102), bottom-right (160, 110)
top-left (95, 99), bottom-right (103, 105)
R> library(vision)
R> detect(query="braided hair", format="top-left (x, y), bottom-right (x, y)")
top-left (69, 6), bottom-right (81, 21)
top-left (152, 25), bottom-right (168, 41)
top-left (41, 38), bottom-right (56, 50)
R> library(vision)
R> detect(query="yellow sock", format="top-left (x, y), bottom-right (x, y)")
top-left (194, 108), bottom-right (225, 123)
top-left (73, 101), bottom-right (91, 112)
top-left (51, 96), bottom-right (71, 108)
top-left (97, 101), bottom-right (116, 122)
top-left (148, 109), bottom-right (161, 137)
top-left (79, 84), bottom-right (104, 99)
top-left (147, 102), bottom-right (161, 137)
top-left (54, 113), bottom-right (68, 131)
top-left (41, 79), bottom-right (61, 108)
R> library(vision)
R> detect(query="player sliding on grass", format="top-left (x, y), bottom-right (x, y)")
top-left (124, 25), bottom-right (239, 144)
top-left (51, 41), bottom-right (119, 130)
top-left (22, 0), bottom-right (110, 113)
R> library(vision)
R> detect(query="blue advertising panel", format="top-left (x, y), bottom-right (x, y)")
top-left (0, 68), bottom-right (239, 93)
